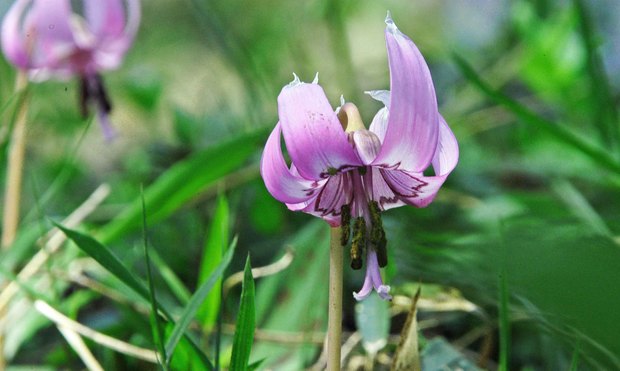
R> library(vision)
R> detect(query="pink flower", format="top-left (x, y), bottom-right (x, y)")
top-left (1, 0), bottom-right (140, 139)
top-left (260, 14), bottom-right (459, 301)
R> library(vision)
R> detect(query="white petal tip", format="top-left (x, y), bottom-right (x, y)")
top-left (312, 72), bottom-right (319, 84)
top-left (340, 95), bottom-right (345, 106)
top-left (289, 72), bottom-right (302, 87)
top-left (377, 285), bottom-right (392, 301)
top-left (353, 291), bottom-right (368, 301)
top-left (385, 11), bottom-right (396, 30)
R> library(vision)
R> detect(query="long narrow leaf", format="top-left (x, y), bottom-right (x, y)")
top-left (97, 129), bottom-right (267, 244)
top-left (573, 0), bottom-right (619, 151)
top-left (56, 223), bottom-right (215, 369)
top-left (165, 237), bottom-right (238, 361)
top-left (230, 255), bottom-right (256, 371)
top-left (55, 222), bottom-right (150, 301)
top-left (453, 54), bottom-right (620, 174)
top-left (142, 191), bottom-right (168, 368)
top-left (197, 194), bottom-right (229, 328)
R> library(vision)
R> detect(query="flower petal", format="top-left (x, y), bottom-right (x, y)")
top-left (351, 130), bottom-right (382, 165)
top-left (362, 168), bottom-right (405, 211)
top-left (260, 123), bottom-right (325, 204)
top-left (287, 172), bottom-right (352, 227)
top-left (1, 0), bottom-right (31, 68)
top-left (84, 0), bottom-right (126, 40)
top-left (278, 79), bottom-right (362, 180)
top-left (381, 115), bottom-right (458, 207)
top-left (89, 0), bottom-right (140, 71)
top-left (371, 14), bottom-right (439, 172)
top-left (353, 250), bottom-right (392, 301)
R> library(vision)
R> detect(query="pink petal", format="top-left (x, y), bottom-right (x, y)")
top-left (351, 130), bottom-right (382, 165)
top-left (362, 168), bottom-right (406, 212)
top-left (381, 115), bottom-right (458, 207)
top-left (1, 0), bottom-right (31, 68)
top-left (260, 123), bottom-right (325, 204)
top-left (371, 14), bottom-right (439, 172)
top-left (85, 0), bottom-right (126, 40)
top-left (287, 172), bottom-right (352, 227)
top-left (278, 78), bottom-right (362, 180)
top-left (89, 0), bottom-right (140, 71)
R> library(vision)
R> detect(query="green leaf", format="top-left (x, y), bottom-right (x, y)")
top-left (142, 191), bottom-right (168, 368)
top-left (230, 255), bottom-right (256, 371)
top-left (97, 129), bottom-right (268, 244)
top-left (498, 264), bottom-right (510, 371)
top-left (197, 194), bottom-right (229, 329)
top-left (54, 222), bottom-right (150, 301)
top-left (149, 248), bottom-right (192, 304)
top-left (453, 54), bottom-right (620, 174)
top-left (247, 358), bottom-right (265, 371)
top-left (573, 0), bottom-right (620, 151)
top-left (56, 223), bottom-right (215, 369)
top-left (165, 237), bottom-right (237, 362)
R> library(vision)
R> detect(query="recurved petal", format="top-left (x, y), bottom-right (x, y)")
top-left (362, 168), bottom-right (405, 212)
top-left (27, 0), bottom-right (76, 69)
top-left (287, 172), bottom-right (352, 227)
top-left (278, 79), bottom-right (362, 180)
top-left (381, 115), bottom-right (458, 207)
top-left (1, 0), bottom-right (31, 68)
top-left (84, 0), bottom-right (126, 39)
top-left (368, 106), bottom-right (388, 143)
top-left (260, 123), bottom-right (324, 204)
top-left (371, 14), bottom-right (439, 172)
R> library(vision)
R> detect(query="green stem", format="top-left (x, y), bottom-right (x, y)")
top-left (2, 71), bottom-right (29, 249)
top-left (0, 70), bottom-right (30, 371)
top-left (327, 227), bottom-right (343, 371)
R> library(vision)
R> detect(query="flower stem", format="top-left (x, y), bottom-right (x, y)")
top-left (1, 71), bottom-right (29, 249)
top-left (327, 227), bottom-right (343, 371)
top-left (0, 70), bottom-right (30, 371)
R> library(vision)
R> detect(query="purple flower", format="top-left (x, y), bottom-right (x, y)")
top-left (260, 14), bottom-right (459, 301)
top-left (1, 0), bottom-right (140, 139)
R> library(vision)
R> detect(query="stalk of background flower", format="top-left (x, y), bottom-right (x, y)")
top-left (327, 227), bottom-right (343, 371)
top-left (1, 71), bottom-right (28, 250)
top-left (0, 70), bottom-right (29, 371)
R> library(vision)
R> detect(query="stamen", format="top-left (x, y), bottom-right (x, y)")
top-left (340, 204), bottom-right (351, 246)
top-left (350, 217), bottom-right (366, 270)
top-left (369, 201), bottom-right (388, 267)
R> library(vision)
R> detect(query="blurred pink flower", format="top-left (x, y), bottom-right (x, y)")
top-left (1, 0), bottom-right (140, 139)
top-left (260, 13), bottom-right (458, 301)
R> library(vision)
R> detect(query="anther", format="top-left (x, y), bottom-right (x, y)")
top-left (369, 201), bottom-right (388, 267)
top-left (340, 204), bottom-right (351, 246)
top-left (350, 217), bottom-right (366, 270)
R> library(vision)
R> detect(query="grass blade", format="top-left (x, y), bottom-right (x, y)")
top-left (229, 255), bottom-right (256, 371)
top-left (498, 269), bottom-right (510, 371)
top-left (149, 248), bottom-right (192, 304)
top-left (142, 191), bottom-right (168, 368)
top-left (56, 222), bottom-right (215, 369)
top-left (97, 129), bottom-right (267, 244)
top-left (573, 0), bottom-right (619, 152)
top-left (54, 222), bottom-right (150, 301)
top-left (197, 194), bottom-right (229, 329)
top-left (165, 237), bottom-right (238, 362)
top-left (453, 54), bottom-right (620, 174)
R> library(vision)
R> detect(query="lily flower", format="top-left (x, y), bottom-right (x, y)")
top-left (1, 0), bottom-right (140, 139)
top-left (260, 13), bottom-right (458, 301)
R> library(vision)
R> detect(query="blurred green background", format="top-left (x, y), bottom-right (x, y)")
top-left (1, 0), bottom-right (620, 369)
